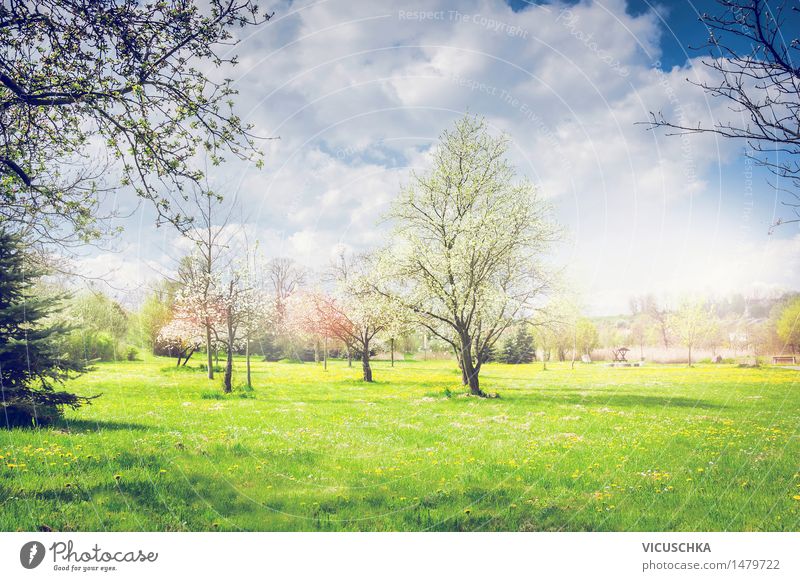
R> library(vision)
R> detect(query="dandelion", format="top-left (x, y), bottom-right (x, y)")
top-left (464, 508), bottom-right (472, 515)
top-left (793, 495), bottom-right (800, 501)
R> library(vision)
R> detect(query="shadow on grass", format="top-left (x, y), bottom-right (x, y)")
top-left (9, 451), bottom-right (255, 531)
top-left (53, 418), bottom-right (155, 433)
top-left (508, 391), bottom-right (724, 410)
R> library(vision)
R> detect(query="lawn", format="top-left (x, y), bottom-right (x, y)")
top-left (1, 356), bottom-right (798, 531)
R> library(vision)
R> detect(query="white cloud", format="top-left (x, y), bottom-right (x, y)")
top-left (97, 0), bottom-right (797, 313)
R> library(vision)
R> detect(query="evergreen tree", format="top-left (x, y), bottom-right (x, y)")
top-left (500, 325), bottom-right (536, 364)
top-left (0, 230), bottom-right (94, 428)
top-left (500, 336), bottom-right (516, 364)
top-left (513, 324), bottom-right (536, 364)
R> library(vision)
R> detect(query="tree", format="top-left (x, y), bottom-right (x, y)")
top-left (269, 258), bottom-right (307, 314)
top-left (670, 298), bottom-right (717, 366)
top-left (702, 314), bottom-right (725, 359)
top-left (325, 253), bottom-right (395, 382)
top-left (644, 295), bottom-right (672, 349)
top-left (0, 1), bottom-right (271, 247)
top-left (267, 256), bottom-right (307, 359)
top-left (177, 191), bottom-right (237, 380)
top-left (216, 270), bottom-right (248, 393)
top-left (776, 297), bottom-right (800, 350)
top-left (156, 307), bottom-right (204, 367)
top-left (177, 251), bottom-right (221, 379)
top-left (500, 324), bottom-right (536, 364)
top-left (629, 313), bottom-right (649, 360)
top-left (0, 229), bottom-right (94, 427)
top-left (646, 0), bottom-right (800, 229)
top-left (574, 318), bottom-right (599, 357)
top-left (383, 115), bottom-right (557, 396)
top-left (60, 291), bottom-right (130, 363)
top-left (236, 249), bottom-right (272, 388)
top-left (133, 282), bottom-right (176, 352)
top-left (532, 323), bottom-right (558, 370)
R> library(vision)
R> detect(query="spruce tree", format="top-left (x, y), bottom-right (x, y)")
top-left (515, 325), bottom-right (536, 364)
top-left (0, 229), bottom-right (93, 428)
top-left (501, 325), bottom-right (536, 364)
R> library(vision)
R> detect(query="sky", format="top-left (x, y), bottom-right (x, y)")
top-left (84, 0), bottom-right (800, 315)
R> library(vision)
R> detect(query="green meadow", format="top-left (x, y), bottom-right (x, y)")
top-left (1, 357), bottom-right (798, 532)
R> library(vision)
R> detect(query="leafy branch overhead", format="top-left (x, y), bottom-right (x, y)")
top-left (0, 0), bottom-right (272, 244)
top-left (644, 0), bottom-right (800, 229)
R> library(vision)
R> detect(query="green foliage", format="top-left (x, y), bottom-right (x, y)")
top-left (63, 330), bottom-right (116, 363)
top-left (574, 318), bottom-right (599, 356)
top-left (670, 299), bottom-right (718, 365)
top-left (60, 292), bottom-right (130, 363)
top-left (252, 332), bottom-right (284, 361)
top-left (0, 1), bottom-right (270, 243)
top-left (776, 297), bottom-right (800, 348)
top-left (0, 229), bottom-right (93, 428)
top-left (131, 286), bottom-right (175, 351)
top-left (199, 363), bottom-right (225, 373)
top-left (500, 325), bottom-right (536, 364)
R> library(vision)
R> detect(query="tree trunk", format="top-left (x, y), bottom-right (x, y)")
top-left (361, 340), bottom-right (373, 382)
top-left (390, 337), bottom-right (395, 367)
top-left (206, 326), bottom-right (214, 379)
top-left (347, 346), bottom-right (352, 367)
top-left (223, 314), bottom-right (233, 393)
top-left (245, 338), bottom-right (251, 388)
top-left (314, 339), bottom-right (319, 364)
top-left (687, 345), bottom-right (692, 367)
top-left (182, 347), bottom-right (195, 366)
top-left (324, 336), bottom-right (328, 371)
top-left (454, 347), bottom-right (467, 385)
top-left (460, 336), bottom-right (484, 396)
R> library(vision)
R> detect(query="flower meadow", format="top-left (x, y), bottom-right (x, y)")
top-left (1, 357), bottom-right (798, 531)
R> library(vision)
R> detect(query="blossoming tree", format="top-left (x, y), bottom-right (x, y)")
top-left (156, 308), bottom-right (205, 367)
top-left (382, 115), bottom-right (557, 396)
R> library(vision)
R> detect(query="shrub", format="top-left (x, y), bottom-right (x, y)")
top-left (198, 363), bottom-right (225, 373)
top-left (63, 330), bottom-right (117, 363)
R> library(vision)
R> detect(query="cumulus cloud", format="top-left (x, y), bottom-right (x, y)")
top-left (101, 0), bottom-right (794, 313)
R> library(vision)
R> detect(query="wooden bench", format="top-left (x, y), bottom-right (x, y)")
top-left (772, 355), bottom-right (796, 365)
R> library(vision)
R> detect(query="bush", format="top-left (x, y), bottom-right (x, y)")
top-left (125, 346), bottom-right (139, 361)
top-left (63, 330), bottom-right (117, 363)
top-left (198, 363), bottom-right (225, 373)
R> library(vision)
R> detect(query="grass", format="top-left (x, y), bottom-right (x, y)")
top-left (1, 356), bottom-right (799, 531)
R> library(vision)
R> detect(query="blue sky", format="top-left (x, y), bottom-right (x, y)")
top-left (87, 0), bottom-right (800, 314)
